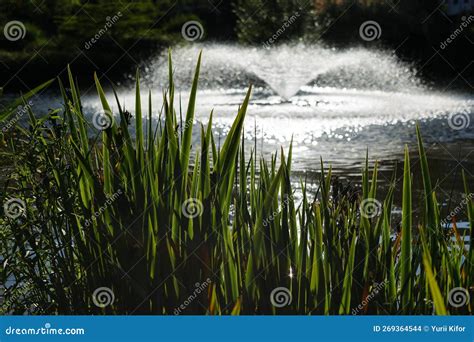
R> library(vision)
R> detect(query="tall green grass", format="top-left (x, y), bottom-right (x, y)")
top-left (1, 53), bottom-right (472, 315)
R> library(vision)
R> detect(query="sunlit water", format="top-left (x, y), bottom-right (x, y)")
top-left (8, 43), bottom-right (474, 177)
top-left (128, 44), bottom-right (473, 170)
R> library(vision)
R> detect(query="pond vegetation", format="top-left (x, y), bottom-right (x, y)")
top-left (1, 54), bottom-right (472, 315)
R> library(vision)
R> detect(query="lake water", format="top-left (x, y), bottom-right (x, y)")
top-left (5, 43), bottom-right (474, 195)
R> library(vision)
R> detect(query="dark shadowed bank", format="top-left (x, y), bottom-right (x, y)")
top-left (0, 0), bottom-right (473, 91)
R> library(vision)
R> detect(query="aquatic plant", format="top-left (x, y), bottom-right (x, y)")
top-left (1, 53), bottom-right (472, 315)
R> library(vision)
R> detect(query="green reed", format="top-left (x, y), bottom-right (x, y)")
top-left (1, 52), bottom-right (472, 315)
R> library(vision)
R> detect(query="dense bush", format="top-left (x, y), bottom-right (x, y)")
top-left (1, 54), bottom-right (472, 315)
top-left (233, 0), bottom-right (320, 44)
top-left (0, 0), bottom-right (190, 88)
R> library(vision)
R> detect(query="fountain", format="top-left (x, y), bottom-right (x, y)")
top-left (80, 42), bottom-right (473, 170)
top-left (146, 43), bottom-right (422, 98)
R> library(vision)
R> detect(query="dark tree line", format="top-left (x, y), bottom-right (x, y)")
top-left (0, 0), bottom-right (472, 89)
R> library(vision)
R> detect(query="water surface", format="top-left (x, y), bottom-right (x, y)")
top-left (5, 43), bottom-right (473, 190)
